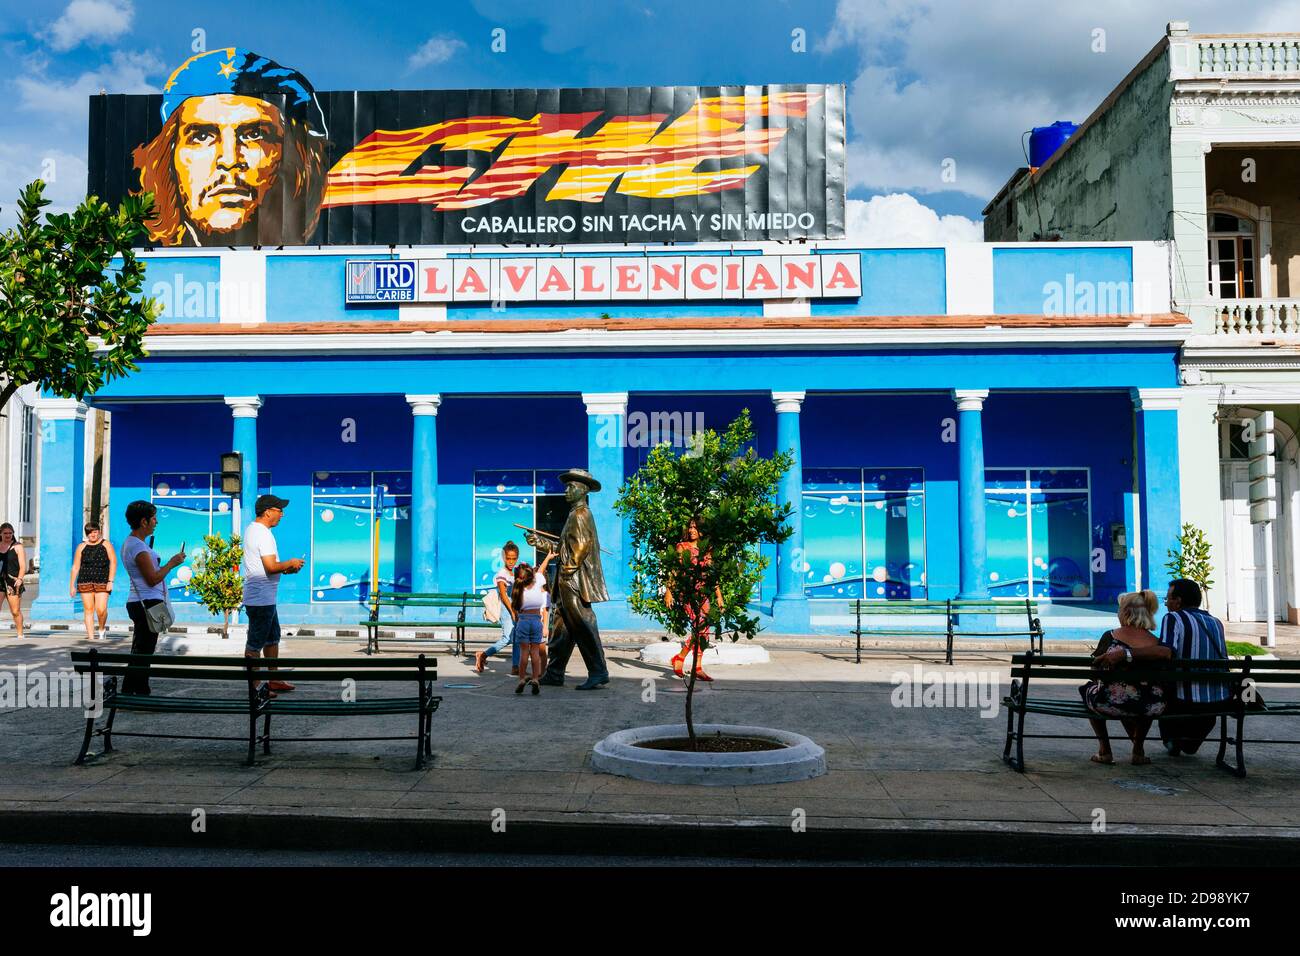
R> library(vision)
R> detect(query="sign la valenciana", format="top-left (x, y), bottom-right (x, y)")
top-left (345, 253), bottom-right (863, 304)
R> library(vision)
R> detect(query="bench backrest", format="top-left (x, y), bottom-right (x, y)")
top-left (1008, 653), bottom-right (1300, 686)
top-left (853, 598), bottom-right (1042, 634)
top-left (71, 652), bottom-right (438, 682)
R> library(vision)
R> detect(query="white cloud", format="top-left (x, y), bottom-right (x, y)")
top-left (46, 0), bottom-right (133, 52)
top-left (407, 34), bottom-right (467, 71)
top-left (824, 1), bottom-right (1298, 204)
top-left (16, 49), bottom-right (163, 123)
top-left (0, 145), bottom-right (88, 229)
top-left (845, 193), bottom-right (982, 245)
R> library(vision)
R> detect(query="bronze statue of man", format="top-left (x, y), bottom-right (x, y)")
top-left (539, 469), bottom-right (610, 690)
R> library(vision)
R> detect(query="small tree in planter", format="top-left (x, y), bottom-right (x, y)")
top-left (189, 533), bottom-right (244, 639)
top-left (1166, 523), bottom-right (1214, 599)
top-left (615, 410), bottom-right (792, 750)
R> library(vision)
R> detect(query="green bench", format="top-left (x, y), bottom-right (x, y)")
top-left (361, 590), bottom-right (500, 656)
top-left (71, 649), bottom-right (440, 769)
top-left (852, 598), bottom-right (1044, 664)
top-left (1002, 652), bottom-right (1300, 777)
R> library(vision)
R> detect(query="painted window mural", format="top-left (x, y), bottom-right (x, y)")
top-left (311, 471), bottom-right (411, 602)
top-left (473, 470), bottom-right (569, 591)
top-left (802, 468), bottom-right (926, 600)
top-left (985, 468), bottom-right (1092, 599)
top-left (151, 472), bottom-right (270, 601)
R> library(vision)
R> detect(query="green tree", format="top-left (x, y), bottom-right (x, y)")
top-left (1166, 522), bottom-right (1214, 597)
top-left (0, 180), bottom-right (162, 413)
top-left (615, 410), bottom-right (793, 748)
top-left (189, 533), bottom-right (245, 639)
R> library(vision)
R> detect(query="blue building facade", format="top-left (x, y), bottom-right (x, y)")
top-left (30, 241), bottom-right (1186, 635)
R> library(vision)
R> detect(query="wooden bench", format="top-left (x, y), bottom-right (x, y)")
top-left (852, 598), bottom-right (1044, 664)
top-left (1002, 652), bottom-right (1300, 777)
top-left (71, 650), bottom-right (441, 769)
top-left (361, 591), bottom-right (500, 656)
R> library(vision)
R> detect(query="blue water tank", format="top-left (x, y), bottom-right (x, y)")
top-left (1029, 121), bottom-right (1078, 168)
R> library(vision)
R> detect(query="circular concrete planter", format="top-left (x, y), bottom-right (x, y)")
top-left (639, 642), bottom-right (770, 666)
top-left (592, 724), bottom-right (826, 786)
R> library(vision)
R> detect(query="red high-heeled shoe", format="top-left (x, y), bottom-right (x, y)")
top-left (670, 644), bottom-right (688, 677)
top-left (686, 643), bottom-right (712, 682)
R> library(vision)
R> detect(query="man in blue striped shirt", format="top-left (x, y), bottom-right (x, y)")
top-left (1156, 579), bottom-right (1229, 755)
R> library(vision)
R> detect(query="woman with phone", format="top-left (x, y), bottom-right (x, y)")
top-left (119, 501), bottom-right (186, 695)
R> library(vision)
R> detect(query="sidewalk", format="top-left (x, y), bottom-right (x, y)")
top-left (2, 632), bottom-right (1299, 863)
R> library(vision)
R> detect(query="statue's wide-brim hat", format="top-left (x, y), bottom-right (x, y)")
top-left (558, 468), bottom-right (602, 492)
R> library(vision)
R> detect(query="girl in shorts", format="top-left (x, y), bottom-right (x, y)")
top-left (511, 561), bottom-right (550, 696)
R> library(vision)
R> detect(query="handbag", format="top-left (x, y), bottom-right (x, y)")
top-left (144, 588), bottom-right (175, 634)
top-left (482, 588), bottom-right (501, 623)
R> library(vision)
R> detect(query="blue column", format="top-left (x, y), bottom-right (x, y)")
top-left (406, 394), bottom-right (441, 593)
top-left (1133, 388), bottom-right (1182, 600)
top-left (30, 399), bottom-right (87, 619)
top-left (224, 397), bottom-right (261, 525)
top-left (583, 392), bottom-right (626, 601)
top-left (953, 389), bottom-right (989, 600)
top-left (772, 391), bottom-right (808, 631)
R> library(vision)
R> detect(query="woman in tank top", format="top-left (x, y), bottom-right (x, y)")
top-left (70, 522), bottom-right (117, 641)
top-left (0, 523), bottom-right (27, 639)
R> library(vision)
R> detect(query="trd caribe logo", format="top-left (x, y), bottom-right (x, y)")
top-left (346, 260), bottom-right (416, 302)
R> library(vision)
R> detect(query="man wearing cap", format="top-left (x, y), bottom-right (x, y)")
top-left (539, 469), bottom-right (611, 690)
top-left (243, 494), bottom-right (304, 695)
top-left (132, 48), bottom-right (329, 246)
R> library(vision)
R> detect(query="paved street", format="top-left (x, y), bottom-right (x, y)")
top-left (2, 629), bottom-right (1298, 863)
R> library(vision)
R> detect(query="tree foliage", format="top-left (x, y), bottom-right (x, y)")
top-left (0, 179), bottom-right (161, 413)
top-left (190, 533), bottom-right (245, 639)
top-left (1166, 522), bottom-right (1214, 597)
top-left (615, 410), bottom-right (792, 744)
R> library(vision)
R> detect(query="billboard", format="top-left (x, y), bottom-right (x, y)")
top-left (87, 48), bottom-right (846, 247)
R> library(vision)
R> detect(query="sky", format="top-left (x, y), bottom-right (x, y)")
top-left (1, 0), bottom-right (1297, 241)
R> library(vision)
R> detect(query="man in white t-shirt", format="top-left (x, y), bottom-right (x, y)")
top-left (243, 494), bottom-right (304, 695)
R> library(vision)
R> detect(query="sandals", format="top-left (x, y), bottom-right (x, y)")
top-left (531, 680), bottom-right (540, 695)
top-left (1090, 753), bottom-right (1114, 765)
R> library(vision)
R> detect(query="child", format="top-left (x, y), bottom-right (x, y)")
top-left (512, 555), bottom-right (552, 695)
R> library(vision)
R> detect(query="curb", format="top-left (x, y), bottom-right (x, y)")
top-left (4, 806), bottom-right (1300, 864)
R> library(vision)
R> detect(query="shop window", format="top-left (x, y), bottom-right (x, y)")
top-left (473, 469), bottom-right (569, 592)
top-left (1207, 212), bottom-right (1257, 299)
top-left (984, 468), bottom-right (1091, 599)
top-left (311, 471), bottom-right (411, 603)
top-left (150, 471), bottom-right (270, 601)
top-left (802, 467), bottom-right (926, 600)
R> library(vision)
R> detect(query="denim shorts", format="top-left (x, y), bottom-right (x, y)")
top-left (513, 614), bottom-right (544, 645)
top-left (245, 604), bottom-right (281, 652)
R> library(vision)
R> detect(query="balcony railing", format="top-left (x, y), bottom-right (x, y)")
top-left (1195, 37), bottom-right (1300, 75)
top-left (1213, 298), bottom-right (1300, 336)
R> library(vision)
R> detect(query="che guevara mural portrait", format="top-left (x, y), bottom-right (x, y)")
top-left (132, 49), bottom-right (329, 247)
top-left (94, 47), bottom-right (846, 246)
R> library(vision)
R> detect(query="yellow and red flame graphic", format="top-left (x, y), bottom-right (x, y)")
top-left (322, 92), bottom-right (821, 210)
